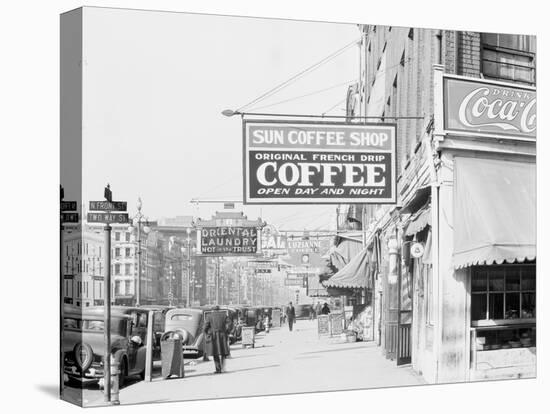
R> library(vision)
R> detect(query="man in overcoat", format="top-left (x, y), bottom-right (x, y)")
top-left (286, 302), bottom-right (296, 332)
top-left (203, 306), bottom-right (232, 373)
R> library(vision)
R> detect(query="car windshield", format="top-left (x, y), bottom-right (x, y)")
top-left (64, 318), bottom-right (79, 329)
top-left (171, 314), bottom-right (194, 321)
top-left (78, 319), bottom-right (125, 334)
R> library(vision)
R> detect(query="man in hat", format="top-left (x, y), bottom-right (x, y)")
top-left (203, 306), bottom-right (232, 373)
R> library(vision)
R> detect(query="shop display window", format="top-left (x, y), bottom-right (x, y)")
top-left (471, 263), bottom-right (536, 352)
top-left (471, 263), bottom-right (536, 323)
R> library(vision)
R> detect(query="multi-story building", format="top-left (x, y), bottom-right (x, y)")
top-left (110, 224), bottom-right (137, 305)
top-left (331, 25), bottom-right (536, 382)
top-left (62, 225), bottom-right (106, 307)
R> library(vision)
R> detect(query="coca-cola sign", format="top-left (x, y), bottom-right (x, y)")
top-left (444, 76), bottom-right (536, 139)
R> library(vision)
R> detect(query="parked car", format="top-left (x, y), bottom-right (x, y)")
top-left (63, 306), bottom-right (163, 387)
top-left (162, 308), bottom-right (207, 358)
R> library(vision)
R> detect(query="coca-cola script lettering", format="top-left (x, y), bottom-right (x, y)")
top-left (444, 77), bottom-right (536, 139)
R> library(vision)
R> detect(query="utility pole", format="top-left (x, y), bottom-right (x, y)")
top-left (103, 222), bottom-right (112, 402)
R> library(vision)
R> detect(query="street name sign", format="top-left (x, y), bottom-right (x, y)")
top-left (61, 201), bottom-right (77, 211)
top-left (87, 212), bottom-right (129, 224)
top-left (243, 120), bottom-right (397, 204)
top-left (61, 212), bottom-right (79, 223)
top-left (89, 201), bottom-right (128, 211)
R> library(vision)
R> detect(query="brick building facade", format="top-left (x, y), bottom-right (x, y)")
top-left (335, 25), bottom-right (536, 382)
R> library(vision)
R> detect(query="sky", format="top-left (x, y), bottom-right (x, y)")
top-left (80, 7), bottom-right (359, 231)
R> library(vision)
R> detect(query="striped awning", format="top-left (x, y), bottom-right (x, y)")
top-left (405, 207), bottom-right (431, 236)
top-left (453, 157), bottom-right (535, 269)
top-left (324, 247), bottom-right (370, 289)
top-left (330, 239), bottom-right (363, 270)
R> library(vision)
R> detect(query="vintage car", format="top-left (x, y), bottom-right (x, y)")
top-left (63, 306), bottom-right (163, 387)
top-left (243, 307), bottom-right (266, 332)
top-left (162, 308), bottom-right (207, 358)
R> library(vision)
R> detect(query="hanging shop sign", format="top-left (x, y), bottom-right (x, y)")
top-left (255, 268), bottom-right (272, 274)
top-left (261, 233), bottom-right (287, 252)
top-left (197, 226), bottom-right (259, 256)
top-left (287, 238), bottom-right (324, 253)
top-left (243, 120), bottom-right (397, 204)
top-left (443, 75), bottom-right (536, 140)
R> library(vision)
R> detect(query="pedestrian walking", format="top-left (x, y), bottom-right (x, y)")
top-left (315, 302), bottom-right (322, 317)
top-left (203, 306), bottom-right (232, 374)
top-left (321, 302), bottom-right (331, 315)
top-left (286, 302), bottom-right (296, 332)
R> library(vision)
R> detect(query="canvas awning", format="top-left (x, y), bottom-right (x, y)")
top-left (330, 239), bottom-right (363, 270)
top-left (453, 157), bottom-right (536, 269)
top-left (324, 247), bottom-right (370, 289)
top-left (405, 207), bottom-right (431, 236)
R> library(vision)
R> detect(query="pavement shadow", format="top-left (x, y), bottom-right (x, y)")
top-left (35, 384), bottom-right (59, 399)
top-left (225, 364), bottom-right (280, 374)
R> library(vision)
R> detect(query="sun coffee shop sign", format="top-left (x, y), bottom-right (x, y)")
top-left (243, 120), bottom-right (397, 204)
top-left (443, 75), bottom-right (536, 140)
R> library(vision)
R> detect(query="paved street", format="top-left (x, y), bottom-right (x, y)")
top-left (80, 319), bottom-right (423, 406)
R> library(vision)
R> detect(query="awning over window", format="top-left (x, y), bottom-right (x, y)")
top-left (330, 239), bottom-right (363, 270)
top-left (324, 247), bottom-right (370, 289)
top-left (405, 207), bottom-right (431, 236)
top-left (453, 157), bottom-right (536, 269)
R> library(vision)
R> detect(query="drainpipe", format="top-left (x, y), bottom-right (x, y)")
top-left (435, 30), bottom-right (442, 66)
top-left (429, 64), bottom-right (444, 383)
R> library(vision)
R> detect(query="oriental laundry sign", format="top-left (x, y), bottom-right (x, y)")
top-left (198, 226), bottom-right (259, 256)
top-left (443, 75), bottom-right (536, 139)
top-left (243, 120), bottom-right (397, 204)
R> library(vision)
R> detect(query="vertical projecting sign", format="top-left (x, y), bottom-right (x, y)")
top-left (243, 120), bottom-right (397, 204)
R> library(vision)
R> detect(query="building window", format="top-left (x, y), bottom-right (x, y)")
top-left (125, 263), bottom-right (131, 275)
top-left (481, 33), bottom-right (535, 85)
top-left (115, 281), bottom-right (121, 295)
top-left (471, 264), bottom-right (535, 322)
top-left (115, 247), bottom-right (120, 258)
top-left (115, 232), bottom-right (121, 241)
top-left (125, 280), bottom-right (131, 295)
top-left (125, 232), bottom-right (131, 242)
top-left (125, 247), bottom-right (131, 257)
top-left (114, 263), bottom-right (121, 275)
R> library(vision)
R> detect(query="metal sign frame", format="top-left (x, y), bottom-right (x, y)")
top-left (243, 119), bottom-right (397, 205)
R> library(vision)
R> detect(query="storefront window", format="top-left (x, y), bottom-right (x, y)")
top-left (471, 263), bottom-right (535, 322)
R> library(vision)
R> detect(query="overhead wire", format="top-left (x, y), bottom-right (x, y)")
top-left (249, 78), bottom-right (358, 112)
top-left (236, 37), bottom-right (360, 112)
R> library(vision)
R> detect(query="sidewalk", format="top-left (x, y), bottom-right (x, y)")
top-left (99, 319), bottom-right (424, 405)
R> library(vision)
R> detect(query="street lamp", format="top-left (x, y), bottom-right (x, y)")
top-left (128, 197), bottom-right (150, 306)
top-left (221, 109), bottom-right (238, 117)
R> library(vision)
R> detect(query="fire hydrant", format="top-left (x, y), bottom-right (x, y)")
top-left (110, 356), bottom-right (121, 405)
